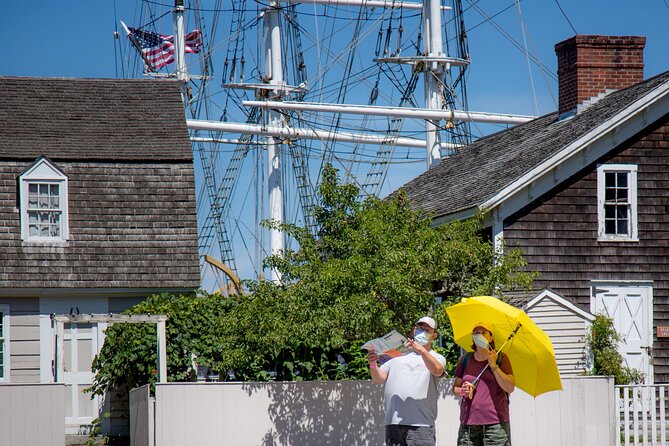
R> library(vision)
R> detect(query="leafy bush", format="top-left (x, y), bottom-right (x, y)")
top-left (585, 314), bottom-right (644, 385)
top-left (88, 292), bottom-right (235, 396)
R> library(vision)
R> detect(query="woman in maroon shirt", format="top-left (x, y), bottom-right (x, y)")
top-left (452, 322), bottom-right (516, 446)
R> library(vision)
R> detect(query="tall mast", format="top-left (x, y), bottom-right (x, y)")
top-left (264, 4), bottom-right (285, 282)
top-left (173, 0), bottom-right (189, 103)
top-left (422, 0), bottom-right (444, 168)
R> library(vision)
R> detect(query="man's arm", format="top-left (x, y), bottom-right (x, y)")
top-left (406, 339), bottom-right (445, 377)
top-left (367, 351), bottom-right (388, 384)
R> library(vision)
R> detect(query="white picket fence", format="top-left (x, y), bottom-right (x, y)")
top-left (617, 384), bottom-right (669, 446)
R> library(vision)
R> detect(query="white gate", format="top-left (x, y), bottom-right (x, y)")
top-left (591, 282), bottom-right (653, 383)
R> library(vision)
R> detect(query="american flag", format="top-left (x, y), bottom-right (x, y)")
top-left (128, 27), bottom-right (202, 70)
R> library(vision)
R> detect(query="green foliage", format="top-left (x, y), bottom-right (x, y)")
top-left (226, 164), bottom-right (536, 380)
top-left (585, 314), bottom-right (644, 385)
top-left (88, 292), bottom-right (235, 396)
top-left (91, 164), bottom-right (537, 393)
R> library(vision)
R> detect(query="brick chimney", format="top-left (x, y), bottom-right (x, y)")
top-left (555, 35), bottom-right (645, 117)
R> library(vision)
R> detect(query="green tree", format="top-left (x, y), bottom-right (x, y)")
top-left (208, 164), bottom-right (536, 380)
top-left (90, 164), bottom-right (536, 392)
top-left (585, 314), bottom-right (644, 385)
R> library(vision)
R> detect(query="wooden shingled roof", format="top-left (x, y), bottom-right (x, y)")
top-left (0, 76), bottom-right (200, 290)
top-left (398, 70), bottom-right (669, 219)
top-left (0, 76), bottom-right (192, 161)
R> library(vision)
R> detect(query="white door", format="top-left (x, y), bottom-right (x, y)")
top-left (40, 297), bottom-right (108, 433)
top-left (62, 321), bottom-right (106, 429)
top-left (591, 283), bottom-right (653, 383)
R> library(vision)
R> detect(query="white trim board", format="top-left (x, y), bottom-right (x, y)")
top-left (525, 289), bottom-right (595, 322)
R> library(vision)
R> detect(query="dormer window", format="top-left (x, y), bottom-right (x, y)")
top-left (19, 157), bottom-right (69, 242)
top-left (597, 164), bottom-right (638, 241)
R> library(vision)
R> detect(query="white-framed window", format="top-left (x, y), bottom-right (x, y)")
top-left (597, 164), bottom-right (638, 241)
top-left (0, 304), bottom-right (9, 382)
top-left (19, 157), bottom-right (69, 242)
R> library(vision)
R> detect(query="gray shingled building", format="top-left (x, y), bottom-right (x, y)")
top-left (0, 77), bottom-right (200, 434)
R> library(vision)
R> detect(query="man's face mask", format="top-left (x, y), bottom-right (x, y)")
top-left (472, 333), bottom-right (489, 349)
top-left (414, 328), bottom-right (432, 346)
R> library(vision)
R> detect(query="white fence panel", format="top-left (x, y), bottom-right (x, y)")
top-left (617, 384), bottom-right (669, 446)
top-left (136, 376), bottom-right (614, 446)
top-left (0, 383), bottom-right (65, 446)
top-left (130, 384), bottom-right (153, 446)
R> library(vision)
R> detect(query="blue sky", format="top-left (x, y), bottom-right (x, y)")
top-left (3, 0), bottom-right (668, 116)
top-left (3, 0), bottom-right (669, 286)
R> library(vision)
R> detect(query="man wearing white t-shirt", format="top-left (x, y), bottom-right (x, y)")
top-left (367, 316), bottom-right (447, 446)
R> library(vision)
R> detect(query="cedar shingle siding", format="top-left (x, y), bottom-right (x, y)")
top-left (0, 77), bottom-right (199, 289)
top-left (504, 121), bottom-right (669, 381)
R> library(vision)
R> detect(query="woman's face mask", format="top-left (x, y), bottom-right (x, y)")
top-left (472, 332), bottom-right (490, 349)
top-left (414, 328), bottom-right (432, 346)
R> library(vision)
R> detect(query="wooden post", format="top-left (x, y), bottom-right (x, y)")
top-left (157, 319), bottom-right (167, 383)
top-left (55, 319), bottom-right (64, 382)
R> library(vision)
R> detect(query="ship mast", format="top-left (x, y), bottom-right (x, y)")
top-left (423, 0), bottom-right (445, 168)
top-left (174, 0), bottom-right (537, 285)
top-left (172, 0), bottom-right (190, 103)
top-left (263, 4), bottom-right (285, 282)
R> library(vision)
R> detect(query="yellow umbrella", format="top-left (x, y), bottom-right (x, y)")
top-left (446, 295), bottom-right (562, 397)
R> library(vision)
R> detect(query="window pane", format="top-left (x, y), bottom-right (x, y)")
top-left (29, 225), bottom-right (39, 236)
top-left (39, 184), bottom-right (48, 195)
top-left (618, 188), bottom-right (628, 202)
top-left (39, 196), bottom-right (50, 209)
top-left (617, 173), bottom-right (628, 188)
top-left (605, 206), bottom-right (615, 218)
top-left (616, 206), bottom-right (628, 219)
top-left (605, 172), bottom-right (615, 186)
top-left (51, 184), bottom-right (59, 195)
top-left (605, 220), bottom-right (616, 234)
top-left (28, 183), bottom-right (38, 194)
top-left (605, 188), bottom-right (615, 201)
top-left (617, 219), bottom-right (628, 234)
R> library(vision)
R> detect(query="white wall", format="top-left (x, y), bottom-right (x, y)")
top-left (131, 377), bottom-right (614, 446)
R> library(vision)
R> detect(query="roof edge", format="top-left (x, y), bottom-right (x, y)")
top-left (481, 77), bottom-right (669, 214)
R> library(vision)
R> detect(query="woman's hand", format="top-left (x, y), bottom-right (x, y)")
top-left (459, 381), bottom-right (473, 398)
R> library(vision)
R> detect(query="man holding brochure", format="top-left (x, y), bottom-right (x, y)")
top-left (367, 316), bottom-right (446, 446)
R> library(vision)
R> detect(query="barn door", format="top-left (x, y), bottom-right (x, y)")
top-left (591, 283), bottom-right (653, 383)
